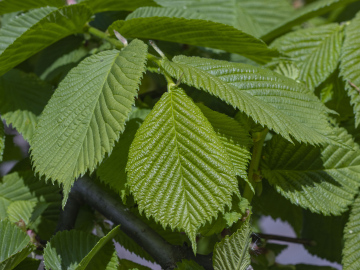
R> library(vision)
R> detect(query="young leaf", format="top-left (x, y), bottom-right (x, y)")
top-left (126, 88), bottom-right (238, 252)
top-left (31, 40), bottom-right (148, 207)
top-left (261, 127), bottom-right (360, 215)
top-left (343, 195), bottom-right (360, 269)
top-left (0, 0), bottom-right (65, 15)
top-left (272, 23), bottom-right (344, 91)
top-left (213, 220), bottom-right (251, 270)
top-left (0, 69), bottom-right (53, 143)
top-left (109, 16), bottom-right (280, 64)
top-left (0, 219), bottom-right (34, 270)
top-left (0, 5), bottom-right (93, 76)
top-left (82, 0), bottom-right (158, 13)
top-left (162, 56), bottom-right (335, 145)
top-left (340, 11), bottom-right (360, 127)
top-left (261, 0), bottom-right (358, 42)
top-left (0, 122), bottom-right (4, 162)
top-left (44, 226), bottom-right (120, 270)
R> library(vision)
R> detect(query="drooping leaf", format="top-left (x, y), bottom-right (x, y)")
top-left (31, 40), bottom-right (148, 207)
top-left (261, 127), bottom-right (360, 215)
top-left (272, 23), bottom-right (344, 91)
top-left (44, 226), bottom-right (120, 270)
top-left (12, 257), bottom-right (41, 270)
top-left (0, 219), bottom-right (34, 270)
top-left (213, 220), bottom-right (251, 270)
top-left (261, 0), bottom-right (359, 42)
top-left (0, 69), bottom-right (53, 143)
top-left (0, 5), bottom-right (93, 76)
top-left (0, 122), bottom-right (4, 162)
top-left (154, 0), bottom-right (294, 37)
top-left (82, 0), bottom-right (158, 13)
top-left (175, 259), bottom-right (205, 270)
top-left (340, 11), bottom-right (360, 127)
top-left (0, 0), bottom-right (65, 15)
top-left (126, 87), bottom-right (238, 252)
top-left (109, 15), bottom-right (280, 64)
top-left (161, 55), bottom-right (336, 145)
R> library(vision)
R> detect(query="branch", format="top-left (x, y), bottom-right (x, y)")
top-left (71, 176), bottom-right (213, 270)
top-left (254, 233), bottom-right (315, 246)
top-left (55, 191), bottom-right (81, 232)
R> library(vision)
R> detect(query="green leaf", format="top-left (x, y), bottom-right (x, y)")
top-left (126, 87), bottom-right (238, 252)
top-left (13, 258), bottom-right (41, 270)
top-left (0, 122), bottom-right (4, 162)
top-left (213, 220), bottom-right (251, 270)
top-left (31, 40), bottom-right (148, 207)
top-left (162, 55), bottom-right (335, 145)
top-left (0, 69), bottom-right (53, 143)
top-left (261, 127), bottom-right (360, 215)
top-left (0, 0), bottom-right (65, 15)
top-left (272, 23), bottom-right (344, 91)
top-left (340, 11), bottom-right (360, 127)
top-left (109, 15), bottom-right (280, 64)
top-left (118, 259), bottom-right (151, 270)
top-left (261, 0), bottom-right (359, 42)
top-left (7, 201), bottom-right (49, 226)
top-left (83, 0), bottom-right (158, 13)
top-left (0, 5), bottom-right (93, 76)
top-left (0, 219), bottom-right (34, 270)
top-left (44, 226), bottom-right (120, 270)
top-left (155, 0), bottom-right (294, 38)
top-left (175, 259), bottom-right (205, 270)
top-left (343, 195), bottom-right (360, 269)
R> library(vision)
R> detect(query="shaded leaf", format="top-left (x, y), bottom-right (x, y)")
top-left (83, 0), bottom-right (158, 13)
top-left (0, 122), bottom-right (4, 162)
top-left (31, 40), bottom-right (148, 207)
top-left (0, 0), bottom-right (65, 15)
top-left (118, 259), bottom-right (151, 270)
top-left (13, 257), bottom-right (41, 270)
top-left (7, 201), bottom-right (49, 226)
top-left (175, 259), bottom-right (205, 270)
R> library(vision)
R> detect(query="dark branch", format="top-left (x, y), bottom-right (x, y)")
top-left (254, 233), bottom-right (315, 246)
top-left (55, 191), bottom-right (82, 232)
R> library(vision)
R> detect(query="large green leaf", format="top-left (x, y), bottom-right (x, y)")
top-left (340, 11), bottom-right (360, 127)
top-left (44, 226), bottom-right (120, 270)
top-left (155, 0), bottom-right (294, 37)
top-left (0, 219), bottom-right (34, 270)
top-left (272, 23), bottom-right (344, 91)
top-left (7, 201), bottom-right (49, 226)
top-left (0, 5), bottom-right (93, 76)
top-left (343, 195), bottom-right (360, 269)
top-left (0, 0), bottom-right (65, 15)
top-left (82, 0), bottom-right (158, 13)
top-left (261, 0), bottom-right (359, 42)
top-left (213, 220), bottom-right (251, 270)
top-left (31, 40), bottom-right (148, 207)
top-left (161, 56), bottom-right (335, 145)
top-left (261, 127), bottom-right (360, 215)
top-left (0, 69), bottom-right (53, 143)
top-left (0, 122), bottom-right (4, 162)
top-left (109, 15), bottom-right (280, 64)
top-left (126, 87), bottom-right (238, 252)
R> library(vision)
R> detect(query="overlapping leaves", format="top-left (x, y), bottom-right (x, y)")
top-left (31, 40), bottom-right (148, 207)
top-left (126, 87), bottom-right (238, 252)
top-left (261, 127), bottom-right (360, 215)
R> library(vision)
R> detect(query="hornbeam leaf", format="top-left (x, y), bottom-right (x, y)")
top-left (343, 196), bottom-right (360, 269)
top-left (0, 219), bottom-right (34, 270)
top-left (0, 69), bottom-right (53, 143)
top-left (340, 11), bottom-right (360, 127)
top-left (31, 40), bottom-right (148, 207)
top-left (213, 220), bottom-right (252, 270)
top-left (0, 0), bottom-right (65, 15)
top-left (261, 127), bottom-right (360, 215)
top-left (82, 0), bottom-right (158, 13)
top-left (0, 5), bottom-right (93, 76)
top-left (126, 88), bottom-right (238, 252)
top-left (0, 122), bottom-right (4, 162)
top-left (161, 56), bottom-right (335, 145)
top-left (261, 0), bottom-right (359, 42)
top-left (272, 23), bottom-right (344, 91)
top-left (109, 16), bottom-right (280, 64)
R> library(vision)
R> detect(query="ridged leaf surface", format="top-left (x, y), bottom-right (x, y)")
top-left (0, 0), bottom-right (64, 15)
top-left (343, 196), bottom-right (360, 269)
top-left (162, 56), bottom-right (335, 145)
top-left (7, 201), bottom-right (49, 226)
top-left (31, 40), bottom-right (148, 207)
top-left (340, 11), bottom-right (360, 127)
top-left (126, 88), bottom-right (238, 251)
top-left (272, 23), bottom-right (344, 91)
top-left (0, 69), bottom-right (53, 143)
top-left (213, 220), bottom-right (251, 270)
top-left (261, 127), bottom-right (360, 215)
top-left (83, 0), bottom-right (158, 13)
top-left (109, 16), bottom-right (279, 64)
top-left (0, 5), bottom-right (92, 76)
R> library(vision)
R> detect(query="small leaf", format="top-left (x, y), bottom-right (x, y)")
top-left (213, 220), bottom-right (252, 270)
top-left (118, 259), bottom-right (151, 270)
top-left (261, 127), bottom-right (360, 215)
top-left (0, 5), bottom-right (93, 76)
top-left (31, 40), bottom-right (148, 207)
top-left (83, 0), bottom-right (158, 13)
top-left (0, 0), bottom-right (65, 15)
top-left (126, 88), bottom-right (238, 252)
